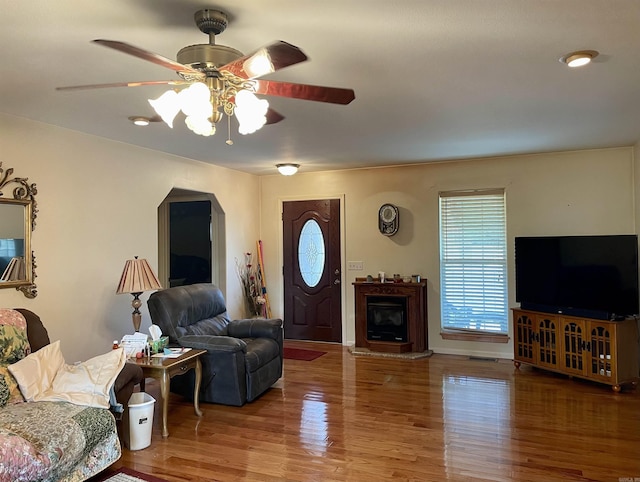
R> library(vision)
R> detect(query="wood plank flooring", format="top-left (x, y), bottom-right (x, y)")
top-left (103, 340), bottom-right (640, 481)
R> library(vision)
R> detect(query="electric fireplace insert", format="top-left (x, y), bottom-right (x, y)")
top-left (366, 296), bottom-right (408, 342)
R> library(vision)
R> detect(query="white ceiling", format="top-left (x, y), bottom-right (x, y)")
top-left (2, 1), bottom-right (640, 175)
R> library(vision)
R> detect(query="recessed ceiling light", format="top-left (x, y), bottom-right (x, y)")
top-left (276, 163), bottom-right (300, 176)
top-left (560, 50), bottom-right (599, 68)
top-left (128, 116), bottom-right (151, 126)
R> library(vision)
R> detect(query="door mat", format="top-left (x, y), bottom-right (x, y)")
top-left (94, 467), bottom-right (170, 482)
top-left (283, 347), bottom-right (327, 361)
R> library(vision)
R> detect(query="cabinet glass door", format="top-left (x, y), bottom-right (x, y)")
top-left (536, 316), bottom-right (558, 369)
top-left (589, 324), bottom-right (613, 380)
top-left (514, 311), bottom-right (536, 364)
top-left (561, 319), bottom-right (585, 375)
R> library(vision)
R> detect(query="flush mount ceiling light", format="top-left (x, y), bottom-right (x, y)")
top-left (276, 163), bottom-right (300, 176)
top-left (128, 116), bottom-right (151, 126)
top-left (560, 50), bottom-right (599, 68)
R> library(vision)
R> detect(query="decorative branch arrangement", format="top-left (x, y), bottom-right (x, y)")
top-left (235, 252), bottom-right (266, 318)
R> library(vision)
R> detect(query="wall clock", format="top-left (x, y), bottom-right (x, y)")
top-left (378, 203), bottom-right (399, 236)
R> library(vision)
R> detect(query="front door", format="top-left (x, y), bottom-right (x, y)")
top-left (283, 199), bottom-right (342, 342)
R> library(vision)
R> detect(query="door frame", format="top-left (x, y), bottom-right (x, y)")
top-left (278, 194), bottom-right (348, 345)
top-left (158, 188), bottom-right (226, 294)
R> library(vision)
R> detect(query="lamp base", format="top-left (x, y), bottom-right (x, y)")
top-left (131, 292), bottom-right (143, 332)
top-left (131, 312), bottom-right (142, 332)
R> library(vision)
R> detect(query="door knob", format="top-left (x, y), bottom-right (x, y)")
top-left (334, 279), bottom-right (341, 285)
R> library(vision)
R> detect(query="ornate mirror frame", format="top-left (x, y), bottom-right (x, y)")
top-left (0, 162), bottom-right (37, 298)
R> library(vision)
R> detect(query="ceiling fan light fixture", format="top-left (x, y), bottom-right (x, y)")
top-left (235, 90), bottom-right (269, 135)
top-left (148, 90), bottom-right (180, 128)
top-left (276, 163), bottom-right (300, 176)
top-left (62, 9), bottom-right (354, 144)
top-left (178, 82), bottom-right (212, 117)
top-left (560, 50), bottom-right (599, 68)
top-left (185, 115), bottom-right (215, 136)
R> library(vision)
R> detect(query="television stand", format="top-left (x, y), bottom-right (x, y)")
top-left (513, 308), bottom-right (639, 392)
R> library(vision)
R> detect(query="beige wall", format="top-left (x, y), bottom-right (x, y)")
top-left (1, 111), bottom-right (635, 361)
top-left (259, 147), bottom-right (635, 358)
top-left (0, 113), bottom-right (260, 362)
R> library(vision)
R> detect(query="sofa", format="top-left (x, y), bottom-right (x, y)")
top-left (0, 308), bottom-right (143, 482)
top-left (147, 283), bottom-right (283, 406)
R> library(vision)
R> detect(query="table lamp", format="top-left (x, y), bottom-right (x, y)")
top-left (116, 256), bottom-right (162, 332)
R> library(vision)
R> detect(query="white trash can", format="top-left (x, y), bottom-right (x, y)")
top-left (127, 392), bottom-right (156, 450)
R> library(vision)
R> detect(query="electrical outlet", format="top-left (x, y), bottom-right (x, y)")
top-left (347, 261), bottom-right (364, 270)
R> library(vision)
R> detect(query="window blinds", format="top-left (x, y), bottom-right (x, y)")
top-left (439, 190), bottom-right (507, 333)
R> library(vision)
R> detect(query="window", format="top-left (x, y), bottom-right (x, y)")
top-left (298, 219), bottom-right (325, 287)
top-left (439, 189), bottom-right (507, 334)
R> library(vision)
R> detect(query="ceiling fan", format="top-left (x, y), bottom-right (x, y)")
top-left (57, 9), bottom-right (356, 140)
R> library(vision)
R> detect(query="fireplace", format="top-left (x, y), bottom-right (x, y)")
top-left (353, 279), bottom-right (428, 353)
top-left (367, 296), bottom-right (407, 342)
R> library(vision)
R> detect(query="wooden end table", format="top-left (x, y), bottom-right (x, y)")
top-left (127, 348), bottom-right (205, 437)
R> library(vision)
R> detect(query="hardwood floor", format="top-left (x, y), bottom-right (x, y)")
top-left (106, 340), bottom-right (640, 481)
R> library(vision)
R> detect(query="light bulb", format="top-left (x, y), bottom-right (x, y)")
top-left (243, 49), bottom-right (274, 78)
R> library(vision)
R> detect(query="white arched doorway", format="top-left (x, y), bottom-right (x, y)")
top-left (157, 188), bottom-right (226, 294)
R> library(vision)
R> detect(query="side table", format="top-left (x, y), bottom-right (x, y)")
top-left (126, 348), bottom-right (205, 438)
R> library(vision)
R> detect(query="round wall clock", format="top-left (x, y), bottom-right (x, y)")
top-left (378, 203), bottom-right (399, 236)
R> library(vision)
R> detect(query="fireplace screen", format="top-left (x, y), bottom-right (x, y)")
top-left (366, 297), bottom-right (408, 342)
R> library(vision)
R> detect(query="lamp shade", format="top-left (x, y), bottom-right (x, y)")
top-left (116, 257), bottom-right (162, 295)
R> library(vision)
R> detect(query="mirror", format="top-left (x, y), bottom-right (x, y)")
top-left (0, 163), bottom-right (37, 298)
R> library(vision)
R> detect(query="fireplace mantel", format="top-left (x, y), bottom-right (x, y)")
top-left (353, 280), bottom-right (428, 353)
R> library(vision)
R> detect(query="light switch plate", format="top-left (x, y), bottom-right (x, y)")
top-left (347, 261), bottom-right (364, 270)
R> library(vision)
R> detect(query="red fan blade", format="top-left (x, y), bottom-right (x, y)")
top-left (56, 80), bottom-right (190, 91)
top-left (265, 108), bottom-right (285, 125)
top-left (253, 80), bottom-right (355, 105)
top-left (92, 39), bottom-right (201, 76)
top-left (220, 41), bottom-right (307, 80)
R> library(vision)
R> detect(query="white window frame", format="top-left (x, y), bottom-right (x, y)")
top-left (439, 189), bottom-right (507, 334)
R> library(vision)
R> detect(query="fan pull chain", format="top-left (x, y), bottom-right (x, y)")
top-left (226, 114), bottom-right (233, 145)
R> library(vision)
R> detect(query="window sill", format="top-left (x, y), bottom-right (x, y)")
top-left (440, 330), bottom-right (509, 343)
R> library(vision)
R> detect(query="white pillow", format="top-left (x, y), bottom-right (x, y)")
top-left (9, 342), bottom-right (126, 409)
top-left (8, 340), bottom-right (65, 401)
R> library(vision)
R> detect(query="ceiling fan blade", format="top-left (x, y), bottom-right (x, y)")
top-left (265, 108), bottom-right (285, 125)
top-left (92, 39), bottom-right (202, 76)
top-left (56, 80), bottom-right (190, 91)
top-left (220, 41), bottom-right (308, 79)
top-left (254, 80), bottom-right (355, 105)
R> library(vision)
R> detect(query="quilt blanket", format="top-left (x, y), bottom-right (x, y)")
top-left (0, 401), bottom-right (121, 482)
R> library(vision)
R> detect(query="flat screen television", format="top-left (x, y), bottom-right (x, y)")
top-left (515, 235), bottom-right (639, 320)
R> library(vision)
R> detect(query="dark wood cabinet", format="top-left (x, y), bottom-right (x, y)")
top-left (353, 280), bottom-right (428, 353)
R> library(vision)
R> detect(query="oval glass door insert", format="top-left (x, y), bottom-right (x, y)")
top-left (298, 219), bottom-right (325, 287)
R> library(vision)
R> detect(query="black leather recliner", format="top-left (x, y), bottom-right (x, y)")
top-left (147, 283), bottom-right (283, 406)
